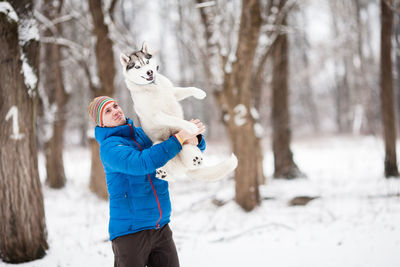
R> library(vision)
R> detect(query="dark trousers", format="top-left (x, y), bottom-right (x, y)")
top-left (111, 224), bottom-right (180, 267)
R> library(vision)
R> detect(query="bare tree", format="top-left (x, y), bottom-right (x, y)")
top-left (197, 0), bottom-right (263, 211)
top-left (0, 0), bottom-right (48, 262)
top-left (267, 0), bottom-right (303, 179)
top-left (394, 1), bottom-right (400, 129)
top-left (40, 0), bottom-right (69, 188)
top-left (380, 0), bottom-right (399, 177)
top-left (87, 0), bottom-right (117, 199)
top-left (270, 0), bottom-right (302, 179)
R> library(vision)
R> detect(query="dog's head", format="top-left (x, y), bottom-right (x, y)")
top-left (120, 42), bottom-right (159, 85)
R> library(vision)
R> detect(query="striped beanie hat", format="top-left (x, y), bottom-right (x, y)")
top-left (88, 96), bottom-right (116, 126)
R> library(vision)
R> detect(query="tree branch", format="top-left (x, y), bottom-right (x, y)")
top-left (210, 223), bottom-right (295, 243)
top-left (108, 0), bottom-right (118, 22)
top-left (383, 0), bottom-right (400, 15)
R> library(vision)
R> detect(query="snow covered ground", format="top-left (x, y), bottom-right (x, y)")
top-left (2, 135), bottom-right (400, 267)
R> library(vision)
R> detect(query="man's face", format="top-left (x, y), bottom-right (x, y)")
top-left (102, 102), bottom-right (126, 127)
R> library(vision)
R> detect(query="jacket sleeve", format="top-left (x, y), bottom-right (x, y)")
top-left (100, 136), bottom-right (182, 176)
top-left (197, 134), bottom-right (206, 152)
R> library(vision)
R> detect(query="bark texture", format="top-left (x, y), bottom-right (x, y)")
top-left (380, 0), bottom-right (399, 177)
top-left (0, 1), bottom-right (48, 263)
top-left (88, 0), bottom-right (117, 199)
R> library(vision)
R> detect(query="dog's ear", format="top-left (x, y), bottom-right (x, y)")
top-left (141, 42), bottom-right (150, 54)
top-left (120, 53), bottom-right (130, 67)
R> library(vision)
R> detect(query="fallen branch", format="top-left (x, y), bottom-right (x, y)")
top-left (210, 222), bottom-right (295, 243)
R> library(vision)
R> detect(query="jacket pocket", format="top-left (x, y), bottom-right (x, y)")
top-left (109, 195), bottom-right (133, 219)
top-left (125, 193), bottom-right (134, 214)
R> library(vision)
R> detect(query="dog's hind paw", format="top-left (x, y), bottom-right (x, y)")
top-left (156, 168), bottom-right (168, 179)
top-left (192, 156), bottom-right (203, 167)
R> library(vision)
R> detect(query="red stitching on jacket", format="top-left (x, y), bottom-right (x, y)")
top-left (128, 124), bottom-right (162, 229)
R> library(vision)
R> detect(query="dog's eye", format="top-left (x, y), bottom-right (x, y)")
top-left (135, 65), bottom-right (141, 69)
top-left (146, 60), bottom-right (149, 64)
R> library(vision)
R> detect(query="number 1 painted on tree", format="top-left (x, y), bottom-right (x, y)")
top-left (5, 106), bottom-right (24, 140)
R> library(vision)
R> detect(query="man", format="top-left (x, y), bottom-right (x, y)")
top-left (88, 96), bottom-right (206, 267)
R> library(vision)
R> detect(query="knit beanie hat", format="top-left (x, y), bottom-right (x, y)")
top-left (88, 96), bottom-right (116, 126)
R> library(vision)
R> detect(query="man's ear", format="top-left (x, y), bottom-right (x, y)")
top-left (141, 42), bottom-right (150, 54)
top-left (120, 53), bottom-right (130, 67)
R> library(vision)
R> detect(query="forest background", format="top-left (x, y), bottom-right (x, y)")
top-left (1, 0), bottom-right (400, 266)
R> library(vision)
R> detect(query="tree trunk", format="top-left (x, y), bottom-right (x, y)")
top-left (88, 0), bottom-right (117, 199)
top-left (271, 15), bottom-right (303, 179)
top-left (228, 120), bottom-right (262, 211)
top-left (394, 9), bottom-right (400, 133)
top-left (197, 0), bottom-right (263, 211)
top-left (380, 0), bottom-right (399, 177)
top-left (89, 138), bottom-right (108, 199)
top-left (0, 1), bottom-right (48, 263)
top-left (230, 0), bottom-right (262, 211)
top-left (41, 0), bottom-right (68, 188)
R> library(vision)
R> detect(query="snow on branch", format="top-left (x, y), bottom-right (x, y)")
top-left (195, 1), bottom-right (216, 9)
top-left (0, 2), bottom-right (40, 96)
top-left (17, 12), bottom-right (40, 96)
top-left (0, 2), bottom-right (18, 22)
top-left (18, 17), bottom-right (39, 46)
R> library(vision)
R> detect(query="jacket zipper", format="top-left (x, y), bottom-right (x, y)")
top-left (128, 124), bottom-right (162, 229)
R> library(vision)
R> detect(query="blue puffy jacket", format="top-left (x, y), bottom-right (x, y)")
top-left (95, 118), bottom-right (206, 241)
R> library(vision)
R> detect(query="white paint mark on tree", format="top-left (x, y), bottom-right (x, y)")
top-left (234, 104), bottom-right (247, 126)
top-left (5, 106), bottom-right (24, 140)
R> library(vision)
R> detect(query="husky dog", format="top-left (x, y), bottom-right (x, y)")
top-left (119, 42), bottom-right (238, 181)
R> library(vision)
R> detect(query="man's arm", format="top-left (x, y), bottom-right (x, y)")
top-left (100, 135), bottom-right (182, 176)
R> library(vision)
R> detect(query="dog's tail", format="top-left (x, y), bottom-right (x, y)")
top-left (186, 154), bottom-right (238, 181)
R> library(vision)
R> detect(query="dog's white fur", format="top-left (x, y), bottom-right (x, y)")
top-left (120, 43), bottom-right (237, 181)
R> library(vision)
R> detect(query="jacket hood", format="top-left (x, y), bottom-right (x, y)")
top-left (95, 117), bottom-right (135, 144)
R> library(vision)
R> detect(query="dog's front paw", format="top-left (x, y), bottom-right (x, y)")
top-left (185, 122), bottom-right (199, 134)
top-left (192, 88), bottom-right (206, 100)
top-left (156, 168), bottom-right (168, 179)
top-left (192, 156), bottom-right (203, 166)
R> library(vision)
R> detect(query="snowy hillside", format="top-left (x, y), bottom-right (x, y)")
top-left (2, 135), bottom-right (400, 267)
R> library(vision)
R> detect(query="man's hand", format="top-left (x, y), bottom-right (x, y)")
top-left (176, 119), bottom-right (205, 144)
